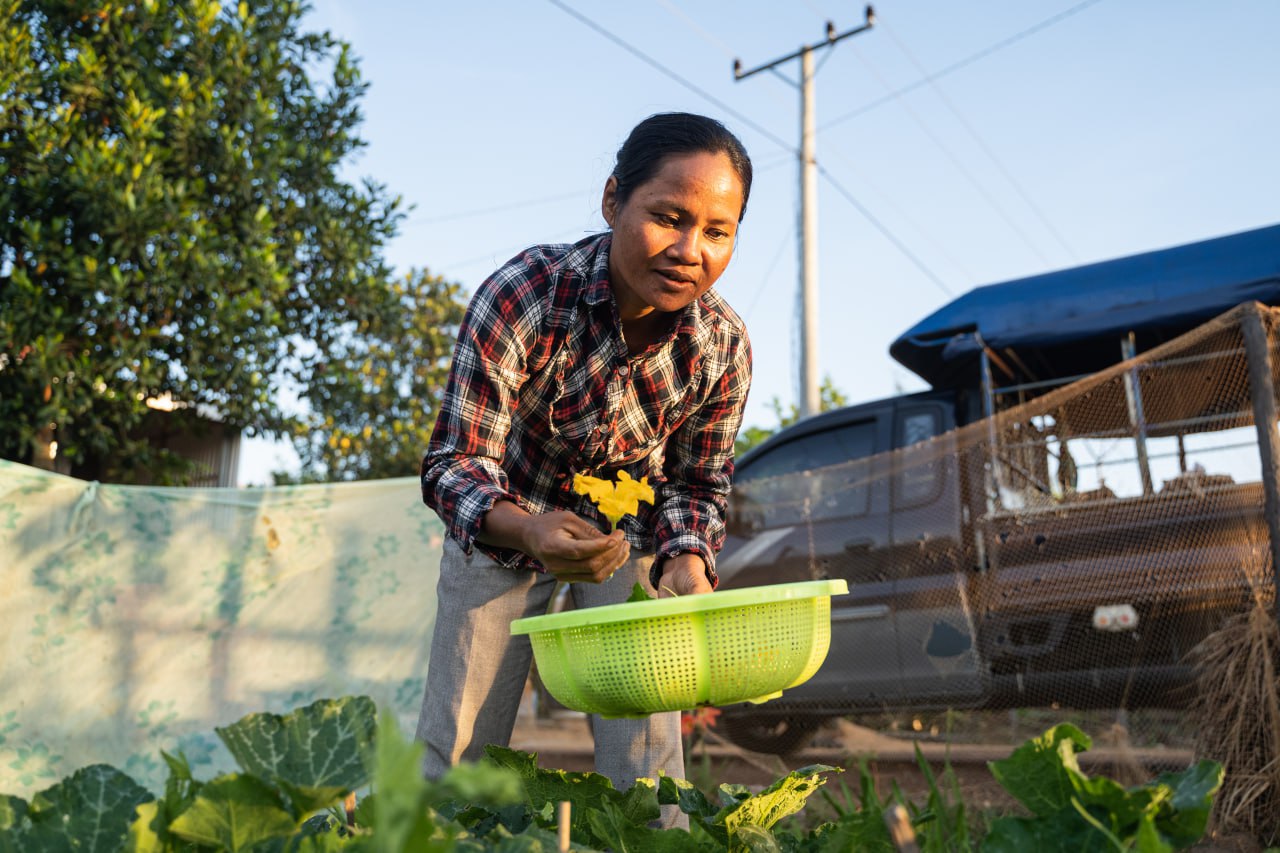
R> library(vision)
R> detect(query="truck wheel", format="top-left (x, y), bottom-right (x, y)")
top-left (719, 714), bottom-right (821, 756)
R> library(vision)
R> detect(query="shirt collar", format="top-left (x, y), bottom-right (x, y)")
top-left (577, 232), bottom-right (712, 343)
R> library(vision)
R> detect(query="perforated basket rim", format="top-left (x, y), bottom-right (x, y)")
top-left (509, 578), bottom-right (847, 635)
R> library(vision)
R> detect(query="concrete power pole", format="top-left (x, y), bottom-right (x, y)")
top-left (735, 7), bottom-right (875, 419)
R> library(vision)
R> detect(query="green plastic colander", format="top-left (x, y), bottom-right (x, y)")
top-left (510, 579), bottom-right (848, 718)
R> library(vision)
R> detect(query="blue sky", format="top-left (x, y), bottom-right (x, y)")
top-left (239, 0), bottom-right (1280, 484)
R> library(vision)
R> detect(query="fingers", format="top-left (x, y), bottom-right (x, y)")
top-left (541, 528), bottom-right (630, 584)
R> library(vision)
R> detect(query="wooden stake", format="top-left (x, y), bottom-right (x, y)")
top-left (885, 804), bottom-right (919, 852)
top-left (557, 800), bottom-right (571, 852)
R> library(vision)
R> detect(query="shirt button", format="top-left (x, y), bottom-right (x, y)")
top-left (618, 364), bottom-right (630, 378)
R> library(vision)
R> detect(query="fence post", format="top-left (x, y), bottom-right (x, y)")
top-left (1240, 304), bottom-right (1280, 623)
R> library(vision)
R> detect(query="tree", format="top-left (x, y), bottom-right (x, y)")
top-left (283, 267), bottom-right (465, 483)
top-left (0, 0), bottom-right (465, 484)
top-left (734, 376), bottom-right (849, 458)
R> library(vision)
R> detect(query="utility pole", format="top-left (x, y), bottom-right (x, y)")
top-left (734, 6), bottom-right (875, 419)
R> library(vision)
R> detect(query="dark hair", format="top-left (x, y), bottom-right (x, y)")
top-left (610, 112), bottom-right (753, 221)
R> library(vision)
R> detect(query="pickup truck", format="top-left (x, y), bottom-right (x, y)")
top-left (715, 223), bottom-right (1280, 755)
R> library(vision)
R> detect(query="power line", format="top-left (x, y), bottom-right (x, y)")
top-left (820, 0), bottom-right (1106, 131)
top-left (817, 143), bottom-right (977, 283)
top-left (738, 230), bottom-right (794, 322)
top-left (651, 0), bottom-right (795, 114)
top-left (407, 191), bottom-right (588, 226)
top-left (880, 21), bottom-right (1080, 262)
top-left (543, 0), bottom-right (794, 153)
top-left (441, 228), bottom-right (591, 279)
top-left (846, 41), bottom-right (1055, 266)
top-left (816, 163), bottom-right (954, 297)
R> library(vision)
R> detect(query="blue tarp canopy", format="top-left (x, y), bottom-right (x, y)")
top-left (890, 223), bottom-right (1280, 389)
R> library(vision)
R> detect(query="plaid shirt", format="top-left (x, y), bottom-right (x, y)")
top-left (421, 232), bottom-right (752, 585)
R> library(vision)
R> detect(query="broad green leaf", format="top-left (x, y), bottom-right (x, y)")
top-left (124, 801), bottom-right (162, 853)
top-left (483, 744), bottom-right (621, 818)
top-left (811, 812), bottom-right (896, 853)
top-left (1134, 811), bottom-right (1174, 853)
top-left (0, 795), bottom-right (31, 853)
top-left (436, 760), bottom-right (525, 808)
top-left (983, 807), bottom-right (1120, 853)
top-left (128, 750), bottom-right (202, 852)
top-left (0, 765), bottom-right (153, 853)
top-left (216, 695), bottom-right (375, 814)
top-left (616, 777), bottom-right (661, 826)
top-left (733, 823), bottom-right (783, 852)
top-left (360, 710), bottom-right (439, 852)
top-left (0, 795), bottom-right (27, 832)
top-left (168, 773), bottom-right (297, 852)
top-left (583, 799), bottom-right (703, 853)
top-left (1071, 771), bottom-right (1153, 829)
top-left (988, 723), bottom-right (1090, 816)
top-left (447, 802), bottom-right (532, 839)
top-left (1152, 759), bottom-right (1222, 847)
top-left (715, 765), bottom-right (837, 837)
top-left (656, 775), bottom-right (717, 820)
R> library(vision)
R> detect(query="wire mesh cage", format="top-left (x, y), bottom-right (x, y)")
top-left (716, 303), bottom-right (1279, 758)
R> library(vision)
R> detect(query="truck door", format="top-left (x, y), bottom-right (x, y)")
top-left (719, 411), bottom-right (901, 706)
top-left (889, 403), bottom-right (986, 704)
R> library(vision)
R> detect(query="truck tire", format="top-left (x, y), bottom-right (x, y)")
top-left (719, 713), bottom-right (821, 756)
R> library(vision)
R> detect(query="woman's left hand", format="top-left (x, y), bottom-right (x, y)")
top-left (656, 553), bottom-right (714, 598)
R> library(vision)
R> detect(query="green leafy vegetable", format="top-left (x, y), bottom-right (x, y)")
top-left (0, 764), bottom-right (153, 853)
top-left (0, 699), bottom-right (1226, 853)
top-left (215, 695), bottom-right (375, 816)
top-left (627, 582), bottom-right (656, 603)
top-left (984, 723), bottom-right (1223, 852)
top-left (167, 773), bottom-right (297, 852)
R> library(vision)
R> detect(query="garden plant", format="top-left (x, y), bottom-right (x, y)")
top-left (0, 695), bottom-right (1226, 852)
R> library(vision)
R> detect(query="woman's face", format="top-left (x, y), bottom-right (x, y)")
top-left (602, 150), bottom-right (745, 321)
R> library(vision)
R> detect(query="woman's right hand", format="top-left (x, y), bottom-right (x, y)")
top-left (519, 511), bottom-right (630, 583)
top-left (479, 501), bottom-right (629, 583)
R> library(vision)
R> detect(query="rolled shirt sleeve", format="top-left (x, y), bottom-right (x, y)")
top-left (420, 262), bottom-right (540, 555)
top-left (651, 313), bottom-right (753, 588)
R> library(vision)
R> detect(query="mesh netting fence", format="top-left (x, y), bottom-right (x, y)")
top-left (712, 302), bottom-right (1279, 757)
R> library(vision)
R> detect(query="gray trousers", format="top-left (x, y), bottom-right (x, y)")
top-left (416, 538), bottom-right (686, 826)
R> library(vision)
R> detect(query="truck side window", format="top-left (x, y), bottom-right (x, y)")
top-left (895, 409), bottom-right (941, 508)
top-left (737, 421), bottom-right (876, 525)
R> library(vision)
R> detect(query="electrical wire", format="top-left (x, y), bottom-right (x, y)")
top-left (816, 163), bottom-right (954, 297)
top-left (880, 21), bottom-right (1079, 262)
top-left (652, 0), bottom-right (796, 112)
top-left (816, 144), bottom-right (978, 283)
top-left (440, 228), bottom-right (591, 279)
top-left (544, 0), bottom-right (794, 154)
top-left (738, 230), bottom-right (793, 322)
top-left (820, 0), bottom-right (1106, 131)
top-left (847, 41), bottom-right (1055, 266)
top-left (407, 190), bottom-right (588, 226)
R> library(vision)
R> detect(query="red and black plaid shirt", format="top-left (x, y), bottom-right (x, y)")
top-left (421, 232), bottom-right (752, 584)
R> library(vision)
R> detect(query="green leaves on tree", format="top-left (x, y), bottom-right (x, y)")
top-left (0, 0), bottom-right (466, 484)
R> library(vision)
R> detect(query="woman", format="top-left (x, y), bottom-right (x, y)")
top-left (416, 112), bottom-right (753, 824)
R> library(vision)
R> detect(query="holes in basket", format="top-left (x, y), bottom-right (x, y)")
top-left (555, 615), bottom-right (701, 712)
top-left (704, 600), bottom-right (825, 702)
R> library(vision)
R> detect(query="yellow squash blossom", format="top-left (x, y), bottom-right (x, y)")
top-left (573, 470), bottom-right (655, 529)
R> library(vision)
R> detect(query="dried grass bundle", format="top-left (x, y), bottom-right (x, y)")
top-left (1189, 597), bottom-right (1280, 845)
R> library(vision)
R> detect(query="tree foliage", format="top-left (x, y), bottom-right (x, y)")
top-left (0, 0), bottom-right (465, 484)
top-left (734, 375), bottom-right (849, 458)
